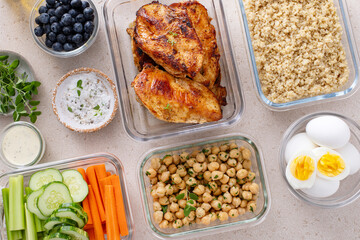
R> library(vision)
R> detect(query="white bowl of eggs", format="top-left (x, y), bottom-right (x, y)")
top-left (279, 112), bottom-right (360, 208)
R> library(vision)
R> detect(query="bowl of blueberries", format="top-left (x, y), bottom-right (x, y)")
top-left (30, 0), bottom-right (99, 57)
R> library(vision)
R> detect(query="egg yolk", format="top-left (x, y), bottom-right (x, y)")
top-left (290, 156), bottom-right (315, 181)
top-left (317, 152), bottom-right (345, 177)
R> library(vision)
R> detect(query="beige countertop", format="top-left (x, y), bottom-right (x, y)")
top-left (1, 0), bottom-right (360, 239)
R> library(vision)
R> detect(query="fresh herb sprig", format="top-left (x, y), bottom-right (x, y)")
top-left (0, 55), bottom-right (41, 123)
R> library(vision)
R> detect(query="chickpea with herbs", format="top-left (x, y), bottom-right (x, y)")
top-left (146, 144), bottom-right (259, 229)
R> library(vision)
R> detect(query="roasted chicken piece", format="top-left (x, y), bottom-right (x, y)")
top-left (131, 65), bottom-right (222, 123)
top-left (134, 2), bottom-right (204, 79)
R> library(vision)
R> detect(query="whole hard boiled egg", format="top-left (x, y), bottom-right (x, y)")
top-left (312, 147), bottom-right (350, 181)
top-left (302, 177), bottom-right (340, 198)
top-left (285, 133), bottom-right (317, 163)
top-left (286, 151), bottom-right (316, 189)
top-left (306, 116), bottom-right (350, 149)
top-left (336, 143), bottom-right (360, 175)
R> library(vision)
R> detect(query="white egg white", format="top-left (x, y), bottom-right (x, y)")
top-left (285, 151), bottom-right (317, 189)
top-left (301, 177), bottom-right (340, 198)
top-left (336, 143), bottom-right (360, 175)
top-left (312, 147), bottom-right (350, 181)
top-left (285, 133), bottom-right (317, 163)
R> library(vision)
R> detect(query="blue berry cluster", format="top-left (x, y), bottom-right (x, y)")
top-left (34, 0), bottom-right (95, 52)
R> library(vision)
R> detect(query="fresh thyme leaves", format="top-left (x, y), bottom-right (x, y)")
top-left (168, 31), bottom-right (178, 37)
top-left (77, 90), bottom-right (81, 96)
top-left (77, 79), bottom-right (83, 89)
top-left (93, 105), bottom-right (100, 110)
top-left (164, 103), bottom-right (171, 110)
top-left (68, 107), bottom-right (73, 113)
top-left (167, 39), bottom-right (176, 45)
top-left (0, 55), bottom-right (41, 122)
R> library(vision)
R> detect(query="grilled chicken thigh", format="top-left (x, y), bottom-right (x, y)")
top-left (131, 65), bottom-right (222, 123)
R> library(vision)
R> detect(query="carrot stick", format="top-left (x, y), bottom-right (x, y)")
top-left (105, 185), bottom-right (120, 240)
top-left (95, 164), bottom-right (107, 180)
top-left (78, 168), bottom-right (93, 225)
top-left (106, 172), bottom-right (111, 177)
top-left (99, 176), bottom-right (112, 203)
top-left (84, 224), bottom-right (93, 230)
top-left (86, 166), bottom-right (106, 222)
top-left (110, 175), bottom-right (129, 236)
top-left (87, 229), bottom-right (95, 240)
top-left (88, 185), bottom-right (104, 240)
top-left (77, 168), bottom-right (89, 183)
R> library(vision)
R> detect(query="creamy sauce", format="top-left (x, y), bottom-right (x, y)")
top-left (1, 125), bottom-right (41, 166)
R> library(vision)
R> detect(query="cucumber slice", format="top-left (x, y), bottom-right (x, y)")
top-left (61, 170), bottom-right (89, 203)
top-left (58, 203), bottom-right (88, 224)
top-left (37, 182), bottom-right (73, 216)
top-left (44, 232), bottom-right (71, 240)
top-left (29, 169), bottom-right (63, 191)
top-left (59, 226), bottom-right (89, 240)
top-left (44, 217), bottom-right (78, 232)
top-left (26, 188), bottom-right (47, 220)
top-left (53, 208), bottom-right (86, 228)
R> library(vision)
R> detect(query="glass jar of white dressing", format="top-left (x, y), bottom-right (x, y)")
top-left (0, 121), bottom-right (45, 168)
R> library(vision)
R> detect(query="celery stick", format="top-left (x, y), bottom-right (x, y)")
top-left (25, 203), bottom-right (38, 240)
top-left (12, 231), bottom-right (22, 240)
top-left (34, 217), bottom-right (45, 233)
top-left (2, 188), bottom-right (14, 240)
top-left (9, 175), bottom-right (25, 231)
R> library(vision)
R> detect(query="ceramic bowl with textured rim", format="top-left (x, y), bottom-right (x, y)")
top-left (52, 67), bottom-right (118, 133)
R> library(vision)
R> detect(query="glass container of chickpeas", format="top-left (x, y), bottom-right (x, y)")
top-left (138, 134), bottom-right (271, 239)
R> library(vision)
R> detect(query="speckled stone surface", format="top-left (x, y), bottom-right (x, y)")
top-left (1, 0), bottom-right (360, 239)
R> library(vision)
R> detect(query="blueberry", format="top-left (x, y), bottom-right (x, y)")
top-left (34, 26), bottom-right (44, 37)
top-left (83, 32), bottom-right (91, 41)
top-left (62, 26), bottom-right (72, 35)
top-left (35, 16), bottom-right (42, 25)
top-left (81, 1), bottom-right (90, 9)
top-left (73, 22), bottom-right (83, 33)
top-left (57, 34), bottom-right (66, 44)
top-left (46, 0), bottom-right (56, 6)
top-left (55, 6), bottom-right (65, 18)
top-left (39, 13), bottom-right (50, 24)
top-left (52, 42), bottom-right (63, 51)
top-left (83, 7), bottom-right (93, 18)
top-left (63, 43), bottom-right (74, 51)
top-left (55, 2), bottom-right (61, 8)
top-left (68, 9), bottom-right (78, 17)
top-left (75, 14), bottom-right (85, 23)
top-left (50, 22), bottom-right (61, 33)
top-left (39, 6), bottom-right (48, 14)
top-left (49, 16), bottom-right (58, 24)
top-left (72, 33), bottom-right (83, 43)
top-left (45, 39), bottom-right (54, 48)
top-left (47, 8), bottom-right (56, 16)
top-left (61, 13), bottom-right (72, 26)
top-left (44, 24), bottom-right (51, 34)
top-left (83, 21), bottom-right (94, 34)
top-left (67, 34), bottom-right (74, 42)
top-left (47, 31), bottom-right (57, 41)
top-left (71, 17), bottom-right (76, 25)
top-left (71, 0), bottom-right (82, 8)
top-left (60, 0), bottom-right (70, 4)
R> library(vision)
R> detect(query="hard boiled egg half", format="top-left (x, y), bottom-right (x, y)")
top-left (286, 151), bottom-right (317, 189)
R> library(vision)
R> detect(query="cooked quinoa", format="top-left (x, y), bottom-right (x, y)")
top-left (244, 0), bottom-right (349, 103)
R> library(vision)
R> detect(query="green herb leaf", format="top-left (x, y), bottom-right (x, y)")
top-left (218, 203), bottom-right (222, 209)
top-left (250, 206), bottom-right (254, 212)
top-left (93, 105), bottom-right (100, 110)
top-left (161, 205), bottom-right (167, 214)
top-left (68, 107), bottom-right (73, 113)
top-left (9, 59), bottom-right (19, 69)
top-left (189, 193), bottom-right (198, 201)
top-left (164, 103), bottom-right (171, 110)
top-left (77, 80), bottom-right (83, 89)
top-left (168, 31), bottom-right (178, 37)
top-left (29, 100), bottom-right (40, 106)
top-left (77, 90), bottom-right (81, 96)
top-left (0, 55), bottom-right (9, 61)
top-left (167, 39), bottom-right (176, 45)
top-left (145, 171), bottom-right (150, 176)
top-left (162, 154), bottom-right (172, 160)
top-left (175, 193), bottom-right (185, 200)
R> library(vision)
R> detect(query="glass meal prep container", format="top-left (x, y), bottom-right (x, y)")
top-left (279, 112), bottom-right (360, 208)
top-left (103, 0), bottom-right (244, 141)
top-left (237, 0), bottom-right (360, 110)
top-left (0, 153), bottom-right (134, 240)
top-left (138, 134), bottom-right (271, 239)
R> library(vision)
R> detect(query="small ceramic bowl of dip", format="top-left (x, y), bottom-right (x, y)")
top-left (0, 121), bottom-right (45, 168)
top-left (52, 67), bottom-right (118, 133)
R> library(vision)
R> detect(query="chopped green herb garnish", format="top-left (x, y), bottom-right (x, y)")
top-left (68, 107), bottom-right (73, 113)
top-left (145, 171), bottom-right (151, 176)
top-left (162, 154), bottom-right (172, 160)
top-left (164, 103), bottom-right (171, 110)
top-left (214, 175), bottom-right (218, 179)
top-left (77, 90), bottom-right (81, 96)
top-left (189, 193), bottom-right (199, 201)
top-left (168, 31), bottom-right (178, 37)
top-left (77, 80), bottom-right (83, 89)
top-left (167, 39), bottom-right (176, 45)
top-left (176, 193), bottom-right (185, 200)
top-left (161, 205), bottom-right (167, 214)
top-left (218, 203), bottom-right (222, 209)
top-left (93, 105), bottom-right (100, 110)
top-left (250, 206), bottom-right (254, 212)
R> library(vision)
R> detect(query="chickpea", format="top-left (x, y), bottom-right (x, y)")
top-left (211, 200), bottom-right (222, 210)
top-left (188, 168), bottom-right (196, 177)
top-left (230, 186), bottom-right (240, 196)
top-left (151, 189), bottom-right (159, 199)
top-left (158, 165), bottom-right (167, 174)
top-left (195, 217), bottom-right (202, 224)
top-left (164, 212), bottom-right (174, 221)
top-left (187, 199), bottom-right (197, 208)
top-left (242, 159), bottom-right (252, 170)
top-left (247, 172), bottom-right (256, 181)
top-left (228, 178), bottom-right (237, 187)
top-left (177, 180), bottom-right (186, 190)
top-left (201, 203), bottom-right (211, 212)
top-left (213, 188), bottom-right (222, 196)
top-left (150, 177), bottom-right (158, 185)
top-left (168, 164), bottom-right (177, 174)
top-left (211, 146), bottom-right (220, 155)
top-left (157, 182), bottom-right (165, 188)
top-left (219, 164), bottom-right (227, 173)
top-left (220, 144), bottom-right (229, 152)
top-left (193, 185), bottom-right (205, 196)
top-left (242, 191), bottom-right (252, 201)
top-left (238, 207), bottom-right (246, 215)
top-left (237, 178), bottom-right (246, 185)
top-left (240, 200), bottom-right (248, 208)
top-left (176, 165), bottom-right (187, 177)
top-left (197, 195), bottom-right (203, 203)
top-left (203, 147), bottom-right (212, 156)
top-left (201, 215), bottom-right (211, 225)
top-left (208, 154), bottom-right (218, 162)
top-left (229, 143), bottom-right (238, 150)
top-left (236, 169), bottom-right (248, 179)
top-left (171, 174), bottom-right (181, 185)
top-left (227, 158), bottom-right (237, 167)
top-left (203, 171), bottom-right (212, 181)
top-left (242, 148), bottom-right (251, 160)
top-left (211, 171), bottom-right (223, 181)
top-left (201, 162), bottom-right (208, 172)
top-left (151, 158), bottom-right (161, 170)
top-left (208, 181), bottom-right (218, 192)
top-left (218, 211), bottom-right (229, 221)
top-left (226, 168), bottom-right (236, 178)
top-left (218, 152), bottom-right (229, 161)
top-left (196, 152), bottom-right (206, 163)
top-left (153, 201), bottom-right (161, 211)
top-left (159, 220), bottom-right (169, 229)
top-left (232, 197), bottom-right (241, 208)
top-left (222, 203), bottom-right (232, 212)
top-left (172, 185), bottom-right (179, 193)
top-left (162, 156), bottom-right (173, 166)
top-left (193, 163), bottom-right (203, 173)
top-left (229, 209), bottom-right (239, 218)
top-left (160, 171), bottom-right (170, 183)
top-left (180, 152), bottom-right (189, 162)
top-left (217, 195), bottom-right (224, 203)
top-left (165, 184), bottom-right (173, 195)
top-left (247, 201), bottom-right (256, 212)
top-left (186, 177), bottom-right (197, 187)
top-left (182, 217), bottom-right (190, 226)
top-left (159, 196), bottom-right (169, 205)
top-left (169, 195), bottom-right (177, 203)
top-left (208, 162), bottom-right (220, 172)
top-left (146, 168), bottom-right (157, 178)
top-left (210, 212), bottom-right (217, 222)
top-left (196, 207), bottom-right (206, 218)
top-left (186, 158), bottom-right (196, 168)
top-left (235, 162), bottom-right (243, 171)
top-left (178, 199), bottom-right (186, 208)
top-left (242, 182), bottom-right (251, 191)
top-left (221, 184), bottom-right (230, 193)
top-left (156, 187), bottom-right (166, 198)
top-left (223, 192), bottom-right (232, 203)
top-left (188, 211), bottom-right (196, 221)
top-left (202, 192), bottom-right (212, 203)
top-left (173, 155), bottom-right (180, 165)
top-left (219, 174), bottom-right (229, 184)
top-left (173, 219), bottom-right (183, 229)
top-left (154, 211), bottom-right (163, 224)
top-left (190, 150), bottom-right (200, 158)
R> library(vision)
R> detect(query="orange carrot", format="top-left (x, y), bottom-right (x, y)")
top-left (99, 176), bottom-right (112, 203)
top-left (84, 224), bottom-right (93, 230)
top-left (77, 168), bottom-right (89, 183)
top-left (87, 229), bottom-right (95, 240)
top-left (78, 168), bottom-right (93, 225)
top-left (86, 166), bottom-right (106, 222)
top-left (105, 185), bottom-right (120, 240)
top-left (88, 185), bottom-right (104, 240)
top-left (110, 175), bottom-right (129, 236)
top-left (106, 172), bottom-right (111, 177)
top-left (95, 164), bottom-right (107, 180)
